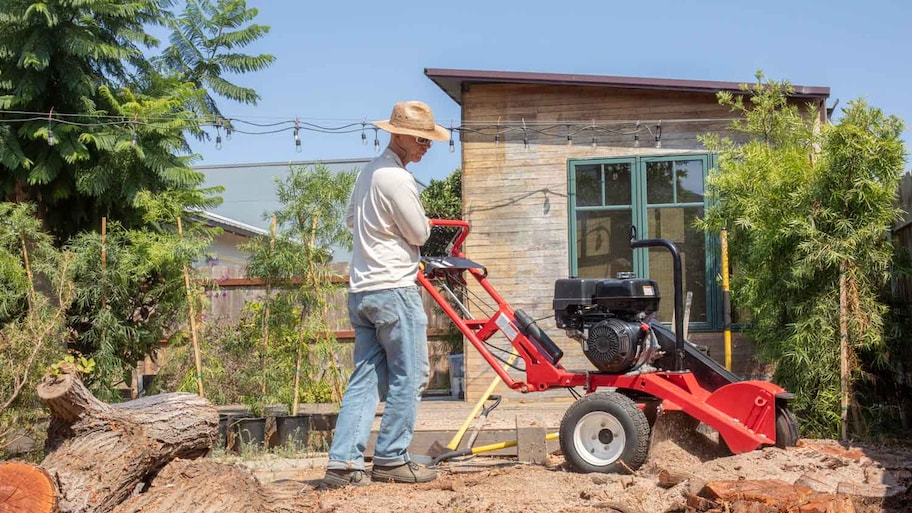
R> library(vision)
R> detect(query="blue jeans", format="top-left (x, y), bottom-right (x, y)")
top-left (327, 286), bottom-right (430, 470)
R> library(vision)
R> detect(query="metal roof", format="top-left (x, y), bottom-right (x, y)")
top-left (195, 210), bottom-right (269, 238)
top-left (424, 68), bottom-right (830, 105)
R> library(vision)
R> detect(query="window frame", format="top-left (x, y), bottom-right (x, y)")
top-left (567, 153), bottom-right (720, 332)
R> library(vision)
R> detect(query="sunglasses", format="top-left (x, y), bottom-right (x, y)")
top-left (414, 136), bottom-right (432, 146)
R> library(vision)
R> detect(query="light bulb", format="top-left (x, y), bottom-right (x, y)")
top-left (591, 136), bottom-right (597, 149)
top-left (361, 131), bottom-right (367, 145)
top-left (131, 131), bottom-right (137, 147)
top-left (634, 134), bottom-right (640, 148)
top-left (374, 137), bottom-right (380, 153)
top-left (226, 127), bottom-right (232, 141)
top-left (494, 133), bottom-right (500, 146)
top-left (47, 130), bottom-right (55, 147)
top-left (449, 138), bottom-right (455, 153)
top-left (216, 134), bottom-right (222, 150)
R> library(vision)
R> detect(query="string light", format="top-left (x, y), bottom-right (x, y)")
top-left (293, 117), bottom-right (301, 153)
top-left (214, 115), bottom-right (222, 150)
top-left (47, 108), bottom-right (55, 147)
top-left (0, 108), bottom-right (740, 152)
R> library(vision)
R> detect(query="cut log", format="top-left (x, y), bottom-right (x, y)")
top-left (36, 370), bottom-right (218, 513)
top-left (657, 468), bottom-right (698, 488)
top-left (0, 461), bottom-right (58, 513)
top-left (110, 459), bottom-right (306, 513)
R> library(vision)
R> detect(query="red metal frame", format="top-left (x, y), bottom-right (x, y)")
top-left (418, 220), bottom-right (784, 453)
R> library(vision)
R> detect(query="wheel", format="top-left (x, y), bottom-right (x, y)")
top-left (775, 404), bottom-right (799, 448)
top-left (559, 392), bottom-right (651, 474)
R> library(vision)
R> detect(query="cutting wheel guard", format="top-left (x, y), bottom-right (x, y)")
top-left (418, 219), bottom-right (790, 453)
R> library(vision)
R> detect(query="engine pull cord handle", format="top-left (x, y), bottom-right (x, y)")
top-left (628, 225), bottom-right (685, 372)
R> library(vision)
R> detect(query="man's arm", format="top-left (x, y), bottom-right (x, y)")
top-left (388, 176), bottom-right (431, 247)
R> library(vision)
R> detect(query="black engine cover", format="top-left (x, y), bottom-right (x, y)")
top-left (585, 318), bottom-right (645, 373)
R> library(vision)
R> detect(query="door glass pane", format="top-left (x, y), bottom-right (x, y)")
top-left (576, 209), bottom-right (634, 279)
top-left (646, 161), bottom-right (674, 204)
top-left (676, 160), bottom-right (704, 202)
top-left (575, 164), bottom-right (601, 206)
top-left (646, 206), bottom-right (706, 324)
top-left (603, 163), bottom-right (631, 205)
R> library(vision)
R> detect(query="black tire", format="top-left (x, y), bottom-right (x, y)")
top-left (775, 404), bottom-right (800, 448)
top-left (559, 392), bottom-right (651, 474)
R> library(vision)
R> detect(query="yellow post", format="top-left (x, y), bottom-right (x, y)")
top-left (721, 229), bottom-right (732, 371)
top-left (178, 217), bottom-right (205, 397)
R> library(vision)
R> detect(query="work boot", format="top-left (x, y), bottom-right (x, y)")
top-left (318, 468), bottom-right (372, 489)
top-left (371, 461), bottom-right (437, 483)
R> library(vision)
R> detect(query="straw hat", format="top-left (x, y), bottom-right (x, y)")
top-left (373, 101), bottom-right (450, 142)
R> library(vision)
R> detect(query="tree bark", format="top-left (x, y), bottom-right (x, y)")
top-left (37, 369), bottom-right (218, 513)
top-left (110, 459), bottom-right (306, 513)
top-left (0, 461), bottom-right (59, 513)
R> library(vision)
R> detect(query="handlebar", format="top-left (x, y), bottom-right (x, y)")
top-left (629, 225), bottom-right (686, 372)
top-left (429, 219), bottom-right (471, 257)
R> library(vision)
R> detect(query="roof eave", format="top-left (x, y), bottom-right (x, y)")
top-left (425, 68), bottom-right (830, 106)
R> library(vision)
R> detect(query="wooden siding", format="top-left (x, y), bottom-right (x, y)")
top-left (459, 84), bottom-right (744, 402)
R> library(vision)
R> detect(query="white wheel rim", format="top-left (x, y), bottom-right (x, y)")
top-left (572, 410), bottom-right (626, 467)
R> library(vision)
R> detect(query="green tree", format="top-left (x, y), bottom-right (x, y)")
top-left (700, 73), bottom-right (906, 438)
top-left (65, 191), bottom-right (215, 401)
top-left (271, 164), bottom-right (356, 410)
top-left (155, 0), bottom-right (275, 121)
top-left (0, 0), bottom-right (272, 241)
top-left (0, 202), bottom-right (71, 457)
top-left (420, 169), bottom-right (462, 256)
top-left (0, 0), bottom-right (203, 239)
top-left (215, 164), bottom-right (357, 412)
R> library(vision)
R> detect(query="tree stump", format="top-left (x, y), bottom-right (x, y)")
top-left (36, 370), bottom-right (218, 513)
top-left (0, 461), bottom-right (58, 513)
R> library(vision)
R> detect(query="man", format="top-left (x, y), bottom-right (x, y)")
top-left (321, 101), bottom-right (450, 488)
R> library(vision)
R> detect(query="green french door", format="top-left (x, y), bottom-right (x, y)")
top-left (568, 155), bottom-right (714, 330)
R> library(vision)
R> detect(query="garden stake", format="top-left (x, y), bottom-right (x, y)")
top-left (177, 217), bottom-right (204, 397)
top-left (260, 216), bottom-right (276, 395)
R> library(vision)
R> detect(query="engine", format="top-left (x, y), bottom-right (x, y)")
top-left (553, 275), bottom-right (663, 373)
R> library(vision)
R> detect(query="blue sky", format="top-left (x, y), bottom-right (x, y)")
top-left (186, 0), bottom-right (911, 186)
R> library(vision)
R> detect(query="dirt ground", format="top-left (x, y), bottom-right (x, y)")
top-left (254, 420), bottom-right (912, 513)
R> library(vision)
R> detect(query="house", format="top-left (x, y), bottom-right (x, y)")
top-left (425, 68), bottom-right (830, 401)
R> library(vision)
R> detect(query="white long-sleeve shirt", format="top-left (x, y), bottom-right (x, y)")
top-left (346, 149), bottom-right (431, 292)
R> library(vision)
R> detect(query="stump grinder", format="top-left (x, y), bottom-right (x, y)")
top-left (417, 219), bottom-right (799, 474)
